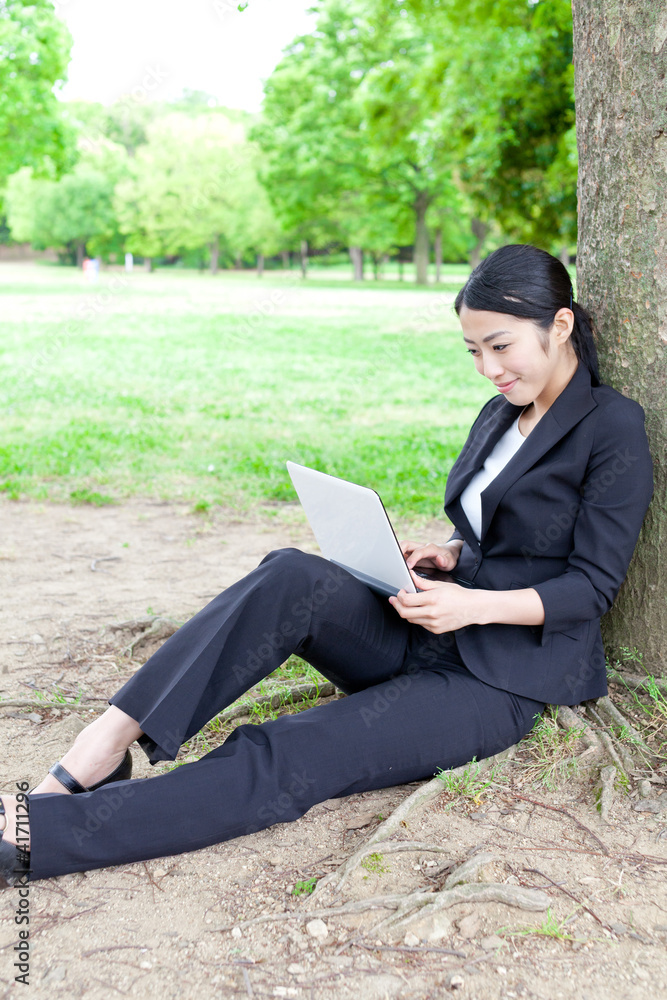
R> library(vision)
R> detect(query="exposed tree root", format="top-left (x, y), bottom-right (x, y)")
top-left (598, 764), bottom-right (617, 825)
top-left (305, 745), bottom-right (518, 906)
top-left (219, 876), bottom-right (549, 937)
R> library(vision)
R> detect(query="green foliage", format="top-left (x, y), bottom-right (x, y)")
top-left (0, 0), bottom-right (75, 183)
top-left (115, 111), bottom-right (283, 265)
top-left (5, 145), bottom-right (130, 262)
top-left (435, 758), bottom-right (496, 805)
top-left (292, 877), bottom-right (318, 896)
top-left (361, 852), bottom-right (390, 877)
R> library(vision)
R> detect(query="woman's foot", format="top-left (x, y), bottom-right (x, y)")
top-left (31, 706), bottom-right (143, 795)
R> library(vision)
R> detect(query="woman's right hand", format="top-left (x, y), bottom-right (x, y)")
top-left (399, 539), bottom-right (462, 572)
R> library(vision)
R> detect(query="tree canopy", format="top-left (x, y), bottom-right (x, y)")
top-left (0, 0), bottom-right (74, 183)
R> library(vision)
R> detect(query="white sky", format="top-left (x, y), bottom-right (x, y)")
top-left (55, 0), bottom-right (318, 111)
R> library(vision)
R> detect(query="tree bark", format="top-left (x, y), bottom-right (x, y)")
top-left (257, 252), bottom-right (264, 277)
top-left (349, 245), bottom-right (364, 281)
top-left (469, 218), bottom-right (489, 270)
top-left (414, 192), bottom-right (430, 284)
top-left (281, 250), bottom-right (290, 268)
top-left (300, 240), bottom-right (308, 278)
top-left (143, 257), bottom-right (153, 273)
top-left (435, 229), bottom-right (443, 283)
top-left (573, 0), bottom-right (667, 674)
top-left (76, 242), bottom-right (85, 269)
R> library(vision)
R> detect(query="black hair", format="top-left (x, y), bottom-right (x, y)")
top-left (454, 244), bottom-right (600, 386)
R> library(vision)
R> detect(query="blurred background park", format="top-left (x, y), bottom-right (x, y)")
top-left (1, 0), bottom-right (577, 518)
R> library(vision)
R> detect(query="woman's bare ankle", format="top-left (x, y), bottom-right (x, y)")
top-left (31, 706), bottom-right (143, 796)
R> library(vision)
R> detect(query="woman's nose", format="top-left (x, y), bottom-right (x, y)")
top-left (482, 353), bottom-right (505, 379)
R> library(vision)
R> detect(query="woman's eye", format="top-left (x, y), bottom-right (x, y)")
top-left (493, 344), bottom-right (509, 351)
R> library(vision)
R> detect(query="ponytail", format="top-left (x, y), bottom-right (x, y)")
top-left (570, 300), bottom-right (600, 386)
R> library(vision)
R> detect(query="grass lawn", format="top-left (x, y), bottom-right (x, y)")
top-left (0, 262), bottom-right (494, 520)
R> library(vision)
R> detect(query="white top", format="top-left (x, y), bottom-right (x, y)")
top-left (460, 415), bottom-right (527, 540)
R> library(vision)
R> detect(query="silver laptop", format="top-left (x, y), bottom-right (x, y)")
top-left (286, 461), bottom-right (454, 597)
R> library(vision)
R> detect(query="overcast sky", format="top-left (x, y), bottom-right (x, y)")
top-left (55, 0), bottom-right (318, 111)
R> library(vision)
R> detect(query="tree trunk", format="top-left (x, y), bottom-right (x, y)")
top-left (257, 252), bottom-right (264, 277)
top-left (435, 229), bottom-right (443, 283)
top-left (349, 245), bottom-right (364, 281)
top-left (210, 237), bottom-right (220, 275)
top-left (372, 253), bottom-right (379, 281)
top-left (300, 240), bottom-right (308, 278)
top-left (235, 254), bottom-right (242, 270)
top-left (281, 250), bottom-right (290, 268)
top-left (559, 245), bottom-right (570, 268)
top-left (573, 0), bottom-right (667, 674)
top-left (469, 218), bottom-right (489, 270)
top-left (398, 259), bottom-right (404, 282)
top-left (414, 192), bottom-right (430, 284)
top-left (143, 257), bottom-right (153, 273)
top-left (76, 242), bottom-right (85, 268)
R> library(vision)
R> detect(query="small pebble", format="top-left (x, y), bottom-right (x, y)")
top-left (497, 966), bottom-right (507, 975)
top-left (305, 918), bottom-right (328, 941)
top-left (404, 932), bottom-right (420, 947)
top-left (610, 922), bottom-right (629, 936)
top-left (287, 964), bottom-right (305, 975)
top-left (445, 973), bottom-right (464, 990)
top-left (231, 926), bottom-right (242, 939)
top-left (139, 961), bottom-right (152, 970)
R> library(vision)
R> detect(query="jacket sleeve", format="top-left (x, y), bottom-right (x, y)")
top-left (532, 398), bottom-right (653, 642)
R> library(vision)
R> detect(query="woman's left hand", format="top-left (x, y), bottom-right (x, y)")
top-left (388, 572), bottom-right (479, 633)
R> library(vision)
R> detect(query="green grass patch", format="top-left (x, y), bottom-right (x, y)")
top-left (0, 264), bottom-right (492, 517)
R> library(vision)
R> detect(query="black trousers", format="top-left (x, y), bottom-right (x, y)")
top-left (29, 549), bottom-right (544, 881)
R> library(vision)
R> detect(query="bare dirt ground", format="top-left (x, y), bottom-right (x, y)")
top-left (0, 499), bottom-right (666, 1000)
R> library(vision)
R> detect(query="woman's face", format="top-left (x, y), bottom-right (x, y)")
top-left (458, 305), bottom-right (577, 411)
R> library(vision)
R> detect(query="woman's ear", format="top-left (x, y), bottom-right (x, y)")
top-left (552, 307), bottom-right (575, 344)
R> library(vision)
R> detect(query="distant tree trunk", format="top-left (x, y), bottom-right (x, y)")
top-left (76, 242), bottom-right (85, 268)
top-left (300, 240), bottom-right (308, 278)
top-left (398, 259), bottom-right (404, 282)
top-left (349, 245), bottom-right (364, 281)
top-left (435, 229), bottom-right (443, 283)
top-left (573, 0), bottom-right (667, 674)
top-left (281, 250), bottom-right (290, 268)
top-left (372, 253), bottom-right (380, 280)
top-left (469, 218), bottom-right (489, 270)
top-left (235, 254), bottom-right (242, 270)
top-left (560, 245), bottom-right (570, 268)
top-left (414, 191), bottom-right (430, 284)
top-left (257, 252), bottom-right (264, 277)
top-left (210, 237), bottom-right (220, 275)
top-left (143, 257), bottom-right (153, 273)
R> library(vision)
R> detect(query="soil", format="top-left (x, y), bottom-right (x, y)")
top-left (0, 498), bottom-right (666, 999)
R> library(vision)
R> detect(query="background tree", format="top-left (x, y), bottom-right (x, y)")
top-left (0, 0), bottom-right (74, 184)
top-left (572, 0), bottom-right (667, 673)
top-left (5, 142), bottom-right (127, 265)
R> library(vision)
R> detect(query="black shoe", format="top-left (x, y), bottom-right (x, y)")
top-left (0, 800), bottom-right (30, 888)
top-left (47, 748), bottom-right (133, 794)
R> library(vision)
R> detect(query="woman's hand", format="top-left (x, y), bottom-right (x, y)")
top-left (400, 539), bottom-right (462, 572)
top-left (388, 574), bottom-right (477, 633)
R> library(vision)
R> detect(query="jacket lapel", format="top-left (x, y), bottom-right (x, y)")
top-left (445, 363), bottom-right (597, 545)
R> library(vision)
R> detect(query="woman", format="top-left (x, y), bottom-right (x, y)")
top-left (0, 244), bottom-right (654, 886)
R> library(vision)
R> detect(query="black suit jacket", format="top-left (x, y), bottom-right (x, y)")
top-left (444, 362), bottom-right (653, 705)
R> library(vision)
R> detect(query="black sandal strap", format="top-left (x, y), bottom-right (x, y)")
top-left (48, 761), bottom-right (87, 794)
